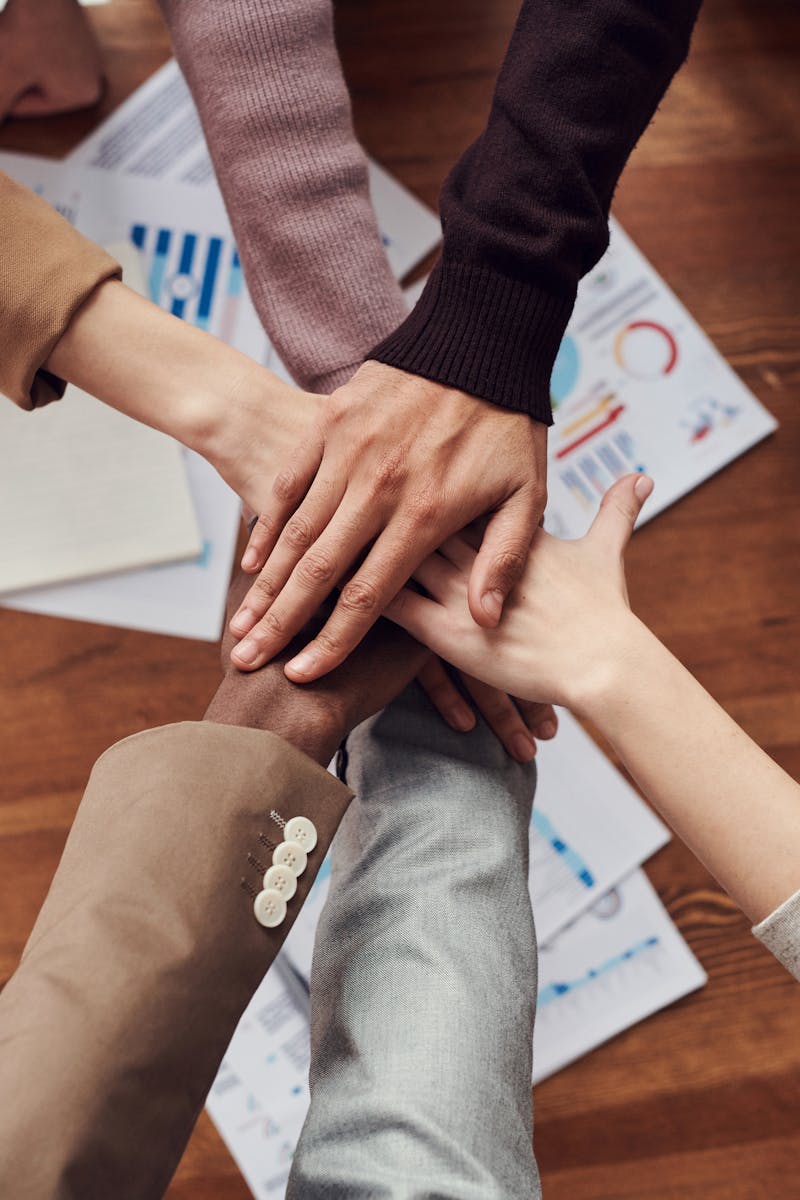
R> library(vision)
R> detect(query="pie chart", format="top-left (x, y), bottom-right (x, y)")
top-left (613, 320), bottom-right (678, 378)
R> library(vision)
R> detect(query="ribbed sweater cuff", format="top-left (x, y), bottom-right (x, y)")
top-left (368, 257), bottom-right (576, 425)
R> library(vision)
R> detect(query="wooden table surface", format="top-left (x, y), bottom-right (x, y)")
top-left (2, 1), bottom-right (799, 1196)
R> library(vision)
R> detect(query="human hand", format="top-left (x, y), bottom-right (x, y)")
top-left (385, 474), bottom-right (654, 713)
top-left (228, 360), bottom-right (547, 679)
top-left (0, 0), bottom-right (103, 121)
top-left (45, 278), bottom-right (323, 523)
top-left (205, 568), bottom-right (431, 765)
top-left (416, 656), bottom-right (557, 763)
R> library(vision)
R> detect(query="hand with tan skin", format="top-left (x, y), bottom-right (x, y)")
top-left (47, 279), bottom-right (556, 758)
top-left (228, 361), bottom-right (548, 685)
top-left (0, 0), bottom-right (104, 122)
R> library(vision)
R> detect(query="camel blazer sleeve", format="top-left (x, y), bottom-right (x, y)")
top-left (0, 721), bottom-right (352, 1200)
top-left (0, 170), bottom-right (120, 410)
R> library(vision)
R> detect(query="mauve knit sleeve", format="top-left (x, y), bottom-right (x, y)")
top-left (158, 0), bottom-right (409, 396)
top-left (370, 0), bottom-right (702, 424)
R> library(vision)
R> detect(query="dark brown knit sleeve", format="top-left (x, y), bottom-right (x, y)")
top-left (370, 0), bottom-right (701, 423)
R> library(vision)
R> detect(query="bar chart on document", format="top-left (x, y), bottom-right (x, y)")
top-left (128, 223), bottom-right (265, 353)
top-left (545, 219), bottom-right (777, 539)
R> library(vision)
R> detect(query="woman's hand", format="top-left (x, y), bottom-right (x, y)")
top-left (385, 474), bottom-right (654, 713)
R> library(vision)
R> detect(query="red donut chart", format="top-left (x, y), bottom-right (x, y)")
top-left (613, 320), bottom-right (678, 378)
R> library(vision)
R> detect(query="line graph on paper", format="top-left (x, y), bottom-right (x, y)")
top-left (537, 935), bottom-right (661, 1014)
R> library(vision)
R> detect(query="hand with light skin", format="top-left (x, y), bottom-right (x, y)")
top-left (0, 0), bottom-right (104, 122)
top-left (228, 360), bottom-right (548, 682)
top-left (385, 473), bottom-right (656, 709)
top-left (386, 473), bottom-right (800, 926)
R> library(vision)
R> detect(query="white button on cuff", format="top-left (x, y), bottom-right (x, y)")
top-left (284, 815), bottom-right (318, 853)
top-left (272, 840), bottom-right (307, 877)
top-left (263, 863), bottom-right (297, 901)
top-left (253, 888), bottom-right (287, 929)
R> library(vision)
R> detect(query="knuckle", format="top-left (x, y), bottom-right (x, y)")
top-left (273, 467), bottom-right (301, 505)
top-left (284, 514), bottom-right (315, 551)
top-left (296, 549), bottom-right (337, 587)
top-left (259, 609), bottom-right (285, 638)
top-left (340, 577), bottom-right (380, 615)
top-left (410, 495), bottom-right (439, 528)
top-left (255, 514), bottom-right (274, 537)
top-left (315, 628), bottom-right (342, 657)
top-left (371, 451), bottom-right (406, 494)
top-left (252, 576), bottom-right (278, 604)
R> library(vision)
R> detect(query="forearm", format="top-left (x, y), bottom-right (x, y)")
top-left (372, 0), bottom-right (701, 420)
top-left (579, 617), bottom-right (800, 923)
top-left (160, 0), bottom-right (408, 393)
top-left (0, 723), bottom-right (352, 1200)
top-left (45, 277), bottom-right (307, 483)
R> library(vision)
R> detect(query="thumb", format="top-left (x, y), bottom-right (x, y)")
top-left (467, 495), bottom-right (538, 628)
top-left (588, 474), bottom-right (653, 558)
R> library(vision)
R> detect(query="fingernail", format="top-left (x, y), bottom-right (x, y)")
top-left (230, 607), bottom-right (255, 634)
top-left (286, 649), bottom-right (319, 678)
top-left (511, 732), bottom-right (537, 762)
top-left (634, 475), bottom-right (654, 500)
top-left (242, 548), bottom-right (258, 570)
top-left (481, 589), bottom-right (504, 623)
top-left (535, 720), bottom-right (557, 740)
top-left (450, 707), bottom-right (476, 732)
top-left (232, 638), bottom-right (259, 665)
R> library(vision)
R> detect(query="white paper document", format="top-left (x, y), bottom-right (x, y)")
top-left (533, 868), bottom-right (707, 1082)
top-left (209, 867), bottom-right (703, 1199)
top-left (205, 965), bottom-right (312, 1196)
top-left (545, 219), bottom-right (777, 538)
top-left (0, 239), bottom-right (200, 594)
top-left (0, 383), bottom-right (201, 594)
top-left (68, 58), bottom-right (442, 281)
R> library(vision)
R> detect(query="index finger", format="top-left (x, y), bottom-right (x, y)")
top-left (283, 522), bottom-right (446, 682)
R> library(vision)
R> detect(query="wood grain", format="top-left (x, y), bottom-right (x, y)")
top-left (1, 0), bottom-right (799, 1196)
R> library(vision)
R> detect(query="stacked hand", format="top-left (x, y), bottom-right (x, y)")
top-left (227, 361), bottom-right (548, 681)
top-left (222, 360), bottom-right (555, 758)
top-left (206, 567), bottom-right (431, 764)
top-left (385, 474), bottom-right (654, 714)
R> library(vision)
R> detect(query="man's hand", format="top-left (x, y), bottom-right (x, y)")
top-left (416, 656), bottom-right (557, 762)
top-left (228, 361), bottom-right (548, 680)
top-left (206, 568), bottom-right (431, 764)
top-left (0, 0), bottom-right (103, 122)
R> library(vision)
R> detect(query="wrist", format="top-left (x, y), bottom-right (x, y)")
top-left (566, 612), bottom-right (655, 722)
top-left (204, 674), bottom-right (344, 767)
